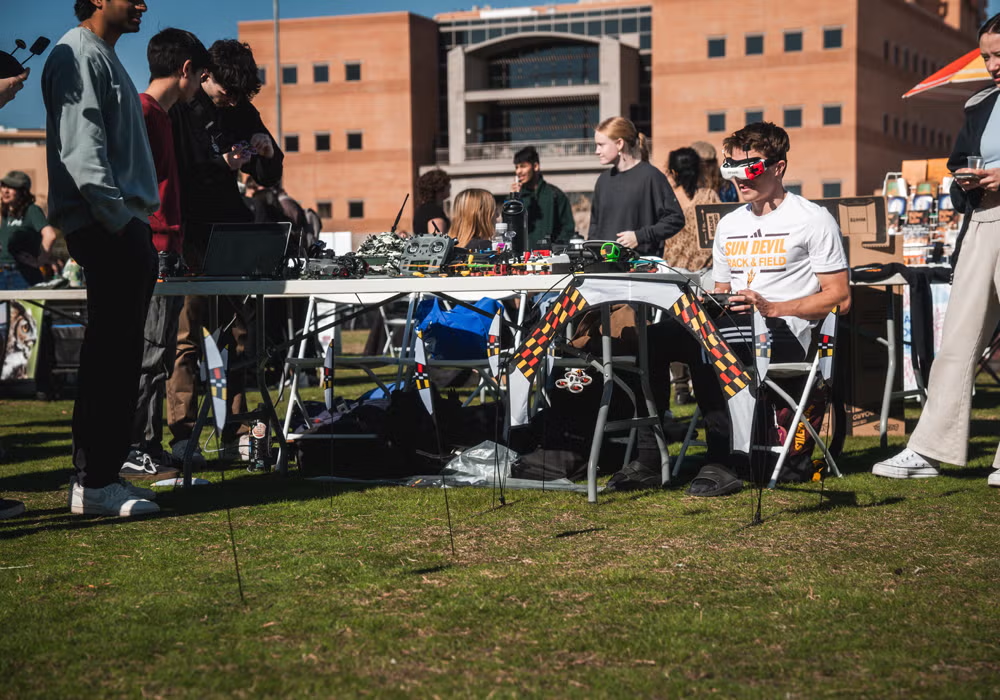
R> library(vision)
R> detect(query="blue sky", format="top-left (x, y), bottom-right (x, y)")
top-left (4, 0), bottom-right (1000, 129)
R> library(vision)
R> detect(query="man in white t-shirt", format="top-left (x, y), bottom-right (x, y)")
top-left (611, 122), bottom-right (851, 496)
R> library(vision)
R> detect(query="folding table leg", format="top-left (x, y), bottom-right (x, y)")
top-left (587, 304), bottom-right (614, 503)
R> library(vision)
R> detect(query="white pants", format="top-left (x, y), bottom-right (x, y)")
top-left (909, 195), bottom-right (1000, 467)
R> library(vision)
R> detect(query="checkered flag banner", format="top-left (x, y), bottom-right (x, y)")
top-left (817, 307), bottom-right (838, 382)
top-left (752, 309), bottom-right (771, 382)
top-left (323, 340), bottom-right (335, 411)
top-left (201, 329), bottom-right (228, 433)
top-left (413, 329), bottom-right (433, 416)
top-left (486, 310), bottom-right (502, 379)
top-left (667, 292), bottom-right (756, 454)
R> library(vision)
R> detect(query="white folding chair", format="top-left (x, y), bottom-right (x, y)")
top-left (673, 310), bottom-right (843, 488)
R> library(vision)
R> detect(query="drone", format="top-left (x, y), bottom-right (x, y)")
top-left (0, 37), bottom-right (50, 79)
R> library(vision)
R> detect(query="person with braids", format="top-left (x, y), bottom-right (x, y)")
top-left (661, 147), bottom-right (720, 273)
top-left (166, 38), bottom-right (283, 462)
top-left (413, 169), bottom-right (451, 235)
top-left (0, 171), bottom-right (58, 289)
top-left (873, 12), bottom-right (1000, 488)
top-left (588, 116), bottom-right (684, 256)
top-left (449, 188), bottom-right (496, 251)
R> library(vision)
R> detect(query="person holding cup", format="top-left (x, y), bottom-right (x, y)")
top-left (872, 12), bottom-right (1000, 488)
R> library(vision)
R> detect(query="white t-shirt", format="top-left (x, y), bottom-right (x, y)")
top-left (712, 192), bottom-right (848, 352)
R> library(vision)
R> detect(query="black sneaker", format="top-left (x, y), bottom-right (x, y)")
top-left (0, 498), bottom-right (25, 520)
top-left (604, 460), bottom-right (662, 492)
top-left (120, 449), bottom-right (180, 481)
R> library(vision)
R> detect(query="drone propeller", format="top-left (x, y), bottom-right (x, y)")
top-left (0, 36), bottom-right (49, 77)
top-left (11, 39), bottom-right (26, 57)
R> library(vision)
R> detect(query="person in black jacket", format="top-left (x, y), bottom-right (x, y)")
top-left (166, 39), bottom-right (283, 460)
top-left (588, 116), bottom-right (684, 256)
top-left (873, 13), bottom-right (1000, 488)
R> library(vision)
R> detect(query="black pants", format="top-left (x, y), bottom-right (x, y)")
top-left (66, 219), bottom-right (158, 488)
top-left (641, 313), bottom-right (806, 468)
top-left (132, 293), bottom-right (184, 453)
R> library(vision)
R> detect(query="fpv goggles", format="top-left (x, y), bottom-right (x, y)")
top-left (720, 156), bottom-right (776, 181)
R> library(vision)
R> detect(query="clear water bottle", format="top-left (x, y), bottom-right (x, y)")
top-left (493, 222), bottom-right (509, 252)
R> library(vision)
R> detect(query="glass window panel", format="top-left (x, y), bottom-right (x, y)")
top-left (315, 133), bottom-right (331, 151)
top-left (348, 201), bottom-right (364, 219)
top-left (345, 62), bottom-right (361, 81)
top-left (313, 64), bottom-right (329, 83)
top-left (347, 132), bottom-right (362, 150)
top-left (284, 134), bottom-right (299, 153)
top-left (282, 65), bottom-right (297, 84)
top-left (822, 182), bottom-right (842, 198)
top-left (746, 34), bottom-right (764, 55)
top-left (784, 107), bottom-right (802, 128)
top-left (708, 112), bottom-right (726, 133)
top-left (823, 105), bottom-right (842, 126)
top-left (824, 27), bottom-right (843, 49)
top-left (745, 110), bottom-right (764, 125)
top-left (622, 17), bottom-right (637, 33)
top-left (639, 16), bottom-right (651, 32)
top-left (784, 31), bottom-right (802, 52)
top-left (708, 37), bottom-right (725, 58)
top-left (486, 43), bottom-right (600, 89)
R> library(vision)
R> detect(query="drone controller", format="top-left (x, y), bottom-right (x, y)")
top-left (399, 234), bottom-right (456, 276)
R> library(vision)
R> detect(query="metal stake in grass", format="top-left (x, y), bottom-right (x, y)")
top-left (220, 463), bottom-right (247, 605)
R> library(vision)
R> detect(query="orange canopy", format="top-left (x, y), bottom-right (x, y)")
top-left (903, 48), bottom-right (992, 99)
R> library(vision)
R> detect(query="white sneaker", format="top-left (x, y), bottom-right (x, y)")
top-left (171, 439), bottom-right (207, 468)
top-left (872, 448), bottom-right (940, 479)
top-left (989, 469), bottom-right (1000, 488)
top-left (70, 475), bottom-right (158, 502)
top-left (69, 481), bottom-right (159, 516)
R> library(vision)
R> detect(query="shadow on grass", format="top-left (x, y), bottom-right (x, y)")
top-left (554, 527), bottom-right (606, 538)
top-left (0, 472), bottom-right (382, 541)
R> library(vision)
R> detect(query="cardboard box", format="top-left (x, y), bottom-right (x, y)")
top-left (926, 158), bottom-right (951, 184)
top-left (902, 159), bottom-right (928, 187)
top-left (836, 286), bottom-right (906, 438)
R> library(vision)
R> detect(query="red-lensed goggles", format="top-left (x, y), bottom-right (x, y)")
top-left (720, 156), bottom-right (777, 181)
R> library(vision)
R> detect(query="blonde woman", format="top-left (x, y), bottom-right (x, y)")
top-left (449, 188), bottom-right (496, 251)
top-left (589, 116), bottom-right (684, 255)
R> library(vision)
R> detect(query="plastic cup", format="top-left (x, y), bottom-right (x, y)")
top-left (967, 155), bottom-right (984, 170)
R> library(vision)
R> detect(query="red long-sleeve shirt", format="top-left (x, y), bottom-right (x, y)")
top-left (141, 93), bottom-right (182, 254)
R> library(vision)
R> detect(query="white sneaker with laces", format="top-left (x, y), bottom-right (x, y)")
top-left (69, 481), bottom-right (159, 516)
top-left (989, 469), bottom-right (1000, 488)
top-left (70, 476), bottom-right (158, 501)
top-left (872, 448), bottom-right (940, 479)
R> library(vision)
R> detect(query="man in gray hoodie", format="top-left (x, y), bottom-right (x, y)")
top-left (43, 0), bottom-right (160, 516)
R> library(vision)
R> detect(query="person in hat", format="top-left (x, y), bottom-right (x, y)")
top-left (0, 170), bottom-right (58, 289)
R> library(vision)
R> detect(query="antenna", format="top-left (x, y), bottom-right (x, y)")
top-left (389, 193), bottom-right (410, 234)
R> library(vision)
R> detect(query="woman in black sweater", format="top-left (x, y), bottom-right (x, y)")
top-left (588, 116), bottom-right (685, 256)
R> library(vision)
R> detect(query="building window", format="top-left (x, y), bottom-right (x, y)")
top-left (282, 65), bottom-right (297, 85)
top-left (258, 66), bottom-right (267, 85)
top-left (313, 64), bottom-right (329, 83)
top-left (745, 33), bottom-right (764, 56)
top-left (707, 37), bottom-right (726, 58)
top-left (315, 133), bottom-right (331, 151)
top-left (745, 109), bottom-right (764, 125)
top-left (347, 131), bottom-right (363, 150)
top-left (823, 104), bottom-right (842, 126)
top-left (902, 121), bottom-right (909, 141)
top-left (883, 114), bottom-right (889, 134)
top-left (284, 134), bottom-right (299, 153)
top-left (622, 17), bottom-right (637, 33)
top-left (708, 111), bottom-right (726, 133)
top-left (894, 45), bottom-right (900, 66)
top-left (893, 117), bottom-right (899, 138)
top-left (903, 48), bottom-right (910, 71)
top-left (785, 183), bottom-right (803, 196)
top-left (345, 62), bottom-right (361, 81)
top-left (823, 27), bottom-right (843, 50)
top-left (784, 31), bottom-right (803, 53)
top-left (922, 58), bottom-right (928, 76)
top-left (587, 20), bottom-right (602, 36)
top-left (317, 201), bottom-right (332, 219)
top-left (783, 107), bottom-right (803, 128)
top-left (822, 181), bottom-right (842, 198)
top-left (348, 200), bottom-right (364, 219)
top-left (883, 40), bottom-right (889, 61)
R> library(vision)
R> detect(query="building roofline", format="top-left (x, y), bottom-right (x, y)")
top-left (435, 1), bottom-right (649, 22)
top-left (238, 10), bottom-right (434, 29)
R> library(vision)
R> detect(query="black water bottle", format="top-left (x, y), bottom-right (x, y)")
top-left (501, 192), bottom-right (527, 256)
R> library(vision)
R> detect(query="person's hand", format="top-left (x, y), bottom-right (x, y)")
top-left (510, 179), bottom-right (521, 193)
top-left (250, 133), bottom-right (274, 158)
top-left (733, 288), bottom-right (781, 317)
top-left (972, 167), bottom-right (1000, 192)
top-left (0, 69), bottom-right (29, 109)
top-left (223, 145), bottom-right (249, 171)
top-left (954, 167), bottom-right (984, 191)
top-left (615, 230), bottom-right (638, 248)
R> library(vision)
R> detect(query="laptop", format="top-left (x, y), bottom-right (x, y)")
top-left (201, 222), bottom-right (292, 279)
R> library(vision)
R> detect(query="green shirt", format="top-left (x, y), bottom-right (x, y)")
top-left (0, 203), bottom-right (46, 266)
top-left (518, 175), bottom-right (576, 249)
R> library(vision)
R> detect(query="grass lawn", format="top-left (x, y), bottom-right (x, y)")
top-left (2, 331), bottom-right (999, 697)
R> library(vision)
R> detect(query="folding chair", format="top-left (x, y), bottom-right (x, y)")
top-left (673, 310), bottom-right (844, 488)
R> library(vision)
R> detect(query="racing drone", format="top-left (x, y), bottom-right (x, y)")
top-left (0, 37), bottom-right (50, 79)
top-left (555, 369), bottom-right (593, 393)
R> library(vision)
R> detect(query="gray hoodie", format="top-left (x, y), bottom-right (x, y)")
top-left (42, 27), bottom-right (158, 236)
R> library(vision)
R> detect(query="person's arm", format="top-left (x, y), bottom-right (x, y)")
top-left (46, 51), bottom-right (133, 233)
top-left (240, 104), bottom-right (283, 187)
top-left (634, 171), bottom-right (686, 249)
top-left (736, 270), bottom-right (850, 319)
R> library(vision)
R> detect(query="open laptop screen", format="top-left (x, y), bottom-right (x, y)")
top-left (202, 222), bottom-right (292, 279)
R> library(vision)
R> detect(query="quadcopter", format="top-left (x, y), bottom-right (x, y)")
top-left (0, 37), bottom-right (50, 79)
top-left (554, 368), bottom-right (592, 393)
